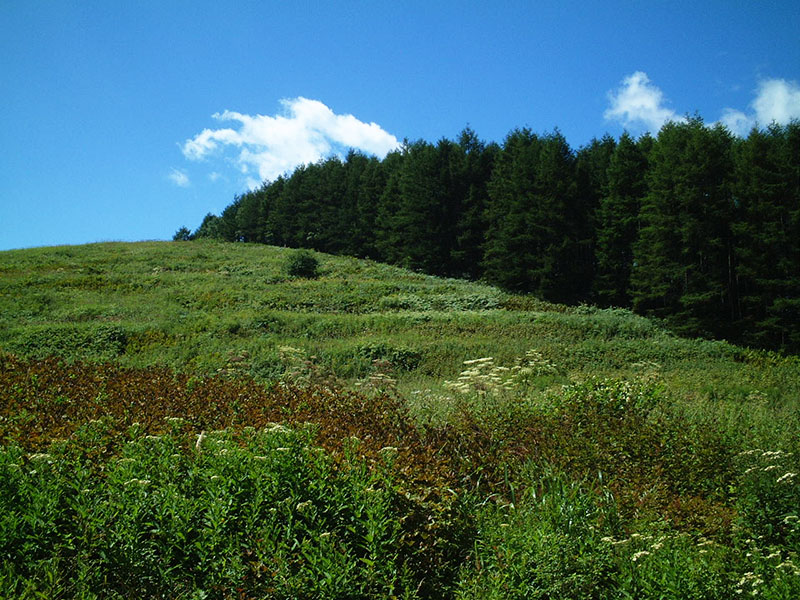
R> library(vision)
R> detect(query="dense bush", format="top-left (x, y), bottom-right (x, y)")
top-left (0, 425), bottom-right (425, 598)
top-left (285, 249), bottom-right (320, 279)
top-left (1, 354), bottom-right (800, 598)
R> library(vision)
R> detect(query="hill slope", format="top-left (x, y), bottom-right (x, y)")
top-left (1, 241), bottom-right (799, 598)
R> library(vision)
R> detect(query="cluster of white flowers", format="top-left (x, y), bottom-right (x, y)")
top-left (27, 453), bottom-right (53, 463)
top-left (735, 571), bottom-right (765, 595)
top-left (124, 478), bottom-right (151, 486)
top-left (631, 550), bottom-right (650, 562)
top-left (739, 448), bottom-right (798, 486)
top-left (444, 350), bottom-right (561, 396)
top-left (444, 357), bottom-right (506, 395)
top-left (354, 371), bottom-right (398, 395)
top-left (602, 532), bottom-right (725, 566)
top-left (265, 423), bottom-right (291, 435)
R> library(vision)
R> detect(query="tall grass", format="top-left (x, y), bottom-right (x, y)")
top-left (2, 241), bottom-right (800, 597)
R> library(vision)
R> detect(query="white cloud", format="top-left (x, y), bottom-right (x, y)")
top-left (606, 73), bottom-right (800, 137)
top-left (720, 78), bottom-right (800, 136)
top-left (719, 108), bottom-right (752, 136)
top-left (604, 71), bottom-right (683, 133)
top-left (182, 98), bottom-right (400, 186)
top-left (168, 168), bottom-right (190, 187)
top-left (753, 78), bottom-right (800, 126)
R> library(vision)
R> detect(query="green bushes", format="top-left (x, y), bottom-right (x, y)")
top-left (455, 470), bottom-right (619, 599)
top-left (3, 242), bottom-right (800, 597)
top-left (0, 424), bottom-right (423, 598)
top-left (2, 353), bottom-right (800, 598)
top-left (285, 249), bottom-right (320, 279)
top-left (3, 323), bottom-right (128, 361)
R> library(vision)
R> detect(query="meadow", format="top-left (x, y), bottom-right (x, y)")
top-left (1, 241), bottom-right (799, 598)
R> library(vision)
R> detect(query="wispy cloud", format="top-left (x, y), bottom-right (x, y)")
top-left (721, 78), bottom-right (800, 136)
top-left (168, 168), bottom-right (190, 187)
top-left (604, 71), bottom-right (683, 133)
top-left (606, 72), bottom-right (800, 137)
top-left (182, 98), bottom-right (400, 186)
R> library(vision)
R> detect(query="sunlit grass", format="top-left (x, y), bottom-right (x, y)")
top-left (1, 241), bottom-right (800, 597)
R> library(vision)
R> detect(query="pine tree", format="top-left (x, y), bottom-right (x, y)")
top-left (631, 118), bottom-right (736, 338)
top-left (574, 135), bottom-right (616, 300)
top-left (483, 129), bottom-right (578, 301)
top-left (733, 122), bottom-right (800, 350)
top-left (593, 132), bottom-right (648, 307)
top-left (451, 127), bottom-right (497, 279)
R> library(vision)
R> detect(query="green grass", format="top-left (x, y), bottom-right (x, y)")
top-left (1, 240), bottom-right (800, 598)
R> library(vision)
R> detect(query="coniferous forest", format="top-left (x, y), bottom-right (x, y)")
top-left (178, 118), bottom-right (800, 353)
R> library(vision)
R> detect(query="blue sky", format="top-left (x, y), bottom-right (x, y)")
top-left (2, 0), bottom-right (799, 251)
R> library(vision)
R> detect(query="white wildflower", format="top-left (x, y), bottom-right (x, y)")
top-left (27, 453), bottom-right (52, 462)
top-left (124, 479), bottom-right (150, 486)
top-left (463, 357), bottom-right (494, 365)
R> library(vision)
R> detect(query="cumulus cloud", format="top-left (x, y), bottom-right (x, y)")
top-left (168, 168), bottom-right (190, 187)
top-left (719, 108), bottom-right (752, 136)
top-left (721, 78), bottom-right (800, 136)
top-left (182, 98), bottom-right (400, 185)
top-left (605, 72), bottom-right (800, 137)
top-left (604, 71), bottom-right (683, 133)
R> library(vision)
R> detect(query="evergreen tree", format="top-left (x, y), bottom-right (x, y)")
top-left (172, 226), bottom-right (192, 241)
top-left (216, 197), bottom-right (242, 242)
top-left (574, 135), bottom-right (616, 300)
top-left (192, 213), bottom-right (222, 239)
top-left (391, 139), bottom-right (459, 274)
top-left (631, 118), bottom-right (736, 338)
top-left (733, 122), bottom-right (800, 350)
top-left (306, 156), bottom-right (348, 253)
top-left (235, 187), bottom-right (267, 243)
top-left (483, 129), bottom-right (578, 301)
top-left (451, 127), bottom-right (497, 279)
top-left (353, 155), bottom-right (388, 259)
top-left (593, 132), bottom-right (648, 307)
top-left (374, 146), bottom-right (408, 264)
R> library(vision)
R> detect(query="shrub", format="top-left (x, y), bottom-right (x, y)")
top-left (285, 249), bottom-right (320, 279)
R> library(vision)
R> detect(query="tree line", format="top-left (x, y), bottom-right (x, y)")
top-left (176, 119), bottom-right (800, 352)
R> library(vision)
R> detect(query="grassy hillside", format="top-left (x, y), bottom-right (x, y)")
top-left (1, 241), bottom-right (799, 598)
